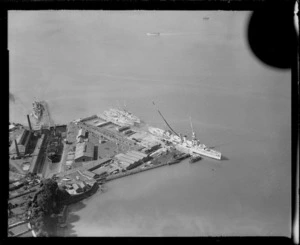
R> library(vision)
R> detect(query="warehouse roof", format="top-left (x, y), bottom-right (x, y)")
top-left (92, 167), bottom-right (108, 176)
top-left (74, 141), bottom-right (94, 160)
top-left (126, 152), bottom-right (143, 160)
top-left (130, 150), bottom-right (147, 158)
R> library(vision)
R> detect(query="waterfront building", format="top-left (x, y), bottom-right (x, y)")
top-left (126, 152), bottom-right (144, 161)
top-left (9, 129), bottom-right (32, 156)
top-left (123, 153), bottom-right (141, 162)
top-left (130, 150), bottom-right (147, 158)
top-left (74, 141), bottom-right (94, 162)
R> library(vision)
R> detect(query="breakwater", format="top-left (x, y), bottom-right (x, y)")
top-left (106, 162), bottom-right (169, 182)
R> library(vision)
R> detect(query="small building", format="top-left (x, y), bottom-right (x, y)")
top-left (77, 181), bottom-right (86, 190)
top-left (82, 170), bottom-right (99, 179)
top-left (117, 126), bottom-right (130, 132)
top-left (9, 129), bottom-right (32, 156)
top-left (66, 160), bottom-right (73, 166)
top-left (119, 161), bottom-right (131, 169)
top-left (74, 141), bottom-right (94, 163)
top-left (67, 154), bottom-right (75, 161)
top-left (92, 168), bottom-right (108, 177)
top-left (72, 183), bottom-right (83, 193)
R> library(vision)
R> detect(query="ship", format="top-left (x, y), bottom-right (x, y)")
top-left (174, 152), bottom-right (190, 161)
top-left (189, 154), bottom-right (202, 163)
top-left (102, 108), bottom-right (141, 126)
top-left (31, 101), bottom-right (44, 121)
top-left (149, 102), bottom-right (222, 160)
top-left (148, 127), bottom-right (221, 160)
top-left (146, 32), bottom-right (160, 36)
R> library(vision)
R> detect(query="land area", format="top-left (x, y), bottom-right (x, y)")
top-left (8, 104), bottom-right (197, 237)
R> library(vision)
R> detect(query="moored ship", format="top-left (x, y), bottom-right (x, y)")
top-left (102, 108), bottom-right (141, 126)
top-left (174, 152), bottom-right (190, 161)
top-left (167, 158), bottom-right (181, 165)
top-left (148, 103), bottom-right (222, 160)
top-left (148, 127), bottom-right (221, 160)
top-left (146, 32), bottom-right (160, 36)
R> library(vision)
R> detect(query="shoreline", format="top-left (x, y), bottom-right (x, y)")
top-left (106, 161), bottom-right (169, 182)
top-left (59, 161), bottom-right (171, 236)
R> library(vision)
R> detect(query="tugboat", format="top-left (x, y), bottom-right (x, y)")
top-left (167, 158), bottom-right (181, 165)
top-left (174, 153), bottom-right (190, 161)
top-left (146, 32), bottom-right (160, 36)
top-left (189, 154), bottom-right (202, 163)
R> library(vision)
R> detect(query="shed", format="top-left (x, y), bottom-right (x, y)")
top-left (77, 181), bottom-right (86, 189)
top-left (82, 170), bottom-right (96, 179)
top-left (74, 141), bottom-right (94, 162)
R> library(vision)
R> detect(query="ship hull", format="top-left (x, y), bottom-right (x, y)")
top-left (189, 156), bottom-right (202, 163)
top-left (175, 144), bottom-right (221, 160)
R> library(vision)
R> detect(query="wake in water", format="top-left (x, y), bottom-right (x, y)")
top-left (146, 32), bottom-right (201, 36)
top-left (158, 32), bottom-right (201, 36)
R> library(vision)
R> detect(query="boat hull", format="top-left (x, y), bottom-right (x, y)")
top-left (176, 144), bottom-right (221, 160)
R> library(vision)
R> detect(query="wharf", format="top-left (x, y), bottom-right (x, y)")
top-left (106, 161), bottom-right (168, 182)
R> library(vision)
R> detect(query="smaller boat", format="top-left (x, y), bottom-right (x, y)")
top-left (167, 159), bottom-right (181, 165)
top-left (174, 153), bottom-right (190, 161)
top-left (189, 154), bottom-right (202, 163)
top-left (203, 17), bottom-right (210, 20)
top-left (146, 32), bottom-right (160, 36)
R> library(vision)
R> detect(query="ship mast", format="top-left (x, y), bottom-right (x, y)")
top-left (123, 100), bottom-right (128, 113)
top-left (189, 116), bottom-right (196, 140)
top-left (152, 101), bottom-right (180, 137)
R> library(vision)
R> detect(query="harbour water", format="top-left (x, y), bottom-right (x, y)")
top-left (9, 11), bottom-right (291, 236)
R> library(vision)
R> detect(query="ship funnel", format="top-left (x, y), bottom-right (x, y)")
top-left (27, 114), bottom-right (32, 131)
top-left (14, 139), bottom-right (20, 157)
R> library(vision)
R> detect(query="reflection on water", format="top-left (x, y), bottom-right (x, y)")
top-left (9, 11), bottom-right (291, 236)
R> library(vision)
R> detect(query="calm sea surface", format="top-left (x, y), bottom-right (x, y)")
top-left (9, 11), bottom-right (291, 236)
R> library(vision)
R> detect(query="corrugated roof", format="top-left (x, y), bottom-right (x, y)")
top-left (131, 150), bottom-right (147, 158)
top-left (74, 141), bottom-right (94, 160)
top-left (83, 170), bottom-right (95, 178)
top-left (123, 154), bottom-right (140, 162)
top-left (57, 158), bottom-right (111, 178)
top-left (117, 155), bottom-right (135, 164)
top-left (126, 152), bottom-right (143, 160)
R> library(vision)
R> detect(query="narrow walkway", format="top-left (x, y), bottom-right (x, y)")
top-left (8, 220), bottom-right (28, 229)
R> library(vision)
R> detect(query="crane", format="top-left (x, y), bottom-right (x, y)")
top-left (152, 101), bottom-right (180, 137)
top-left (189, 116), bottom-right (197, 141)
